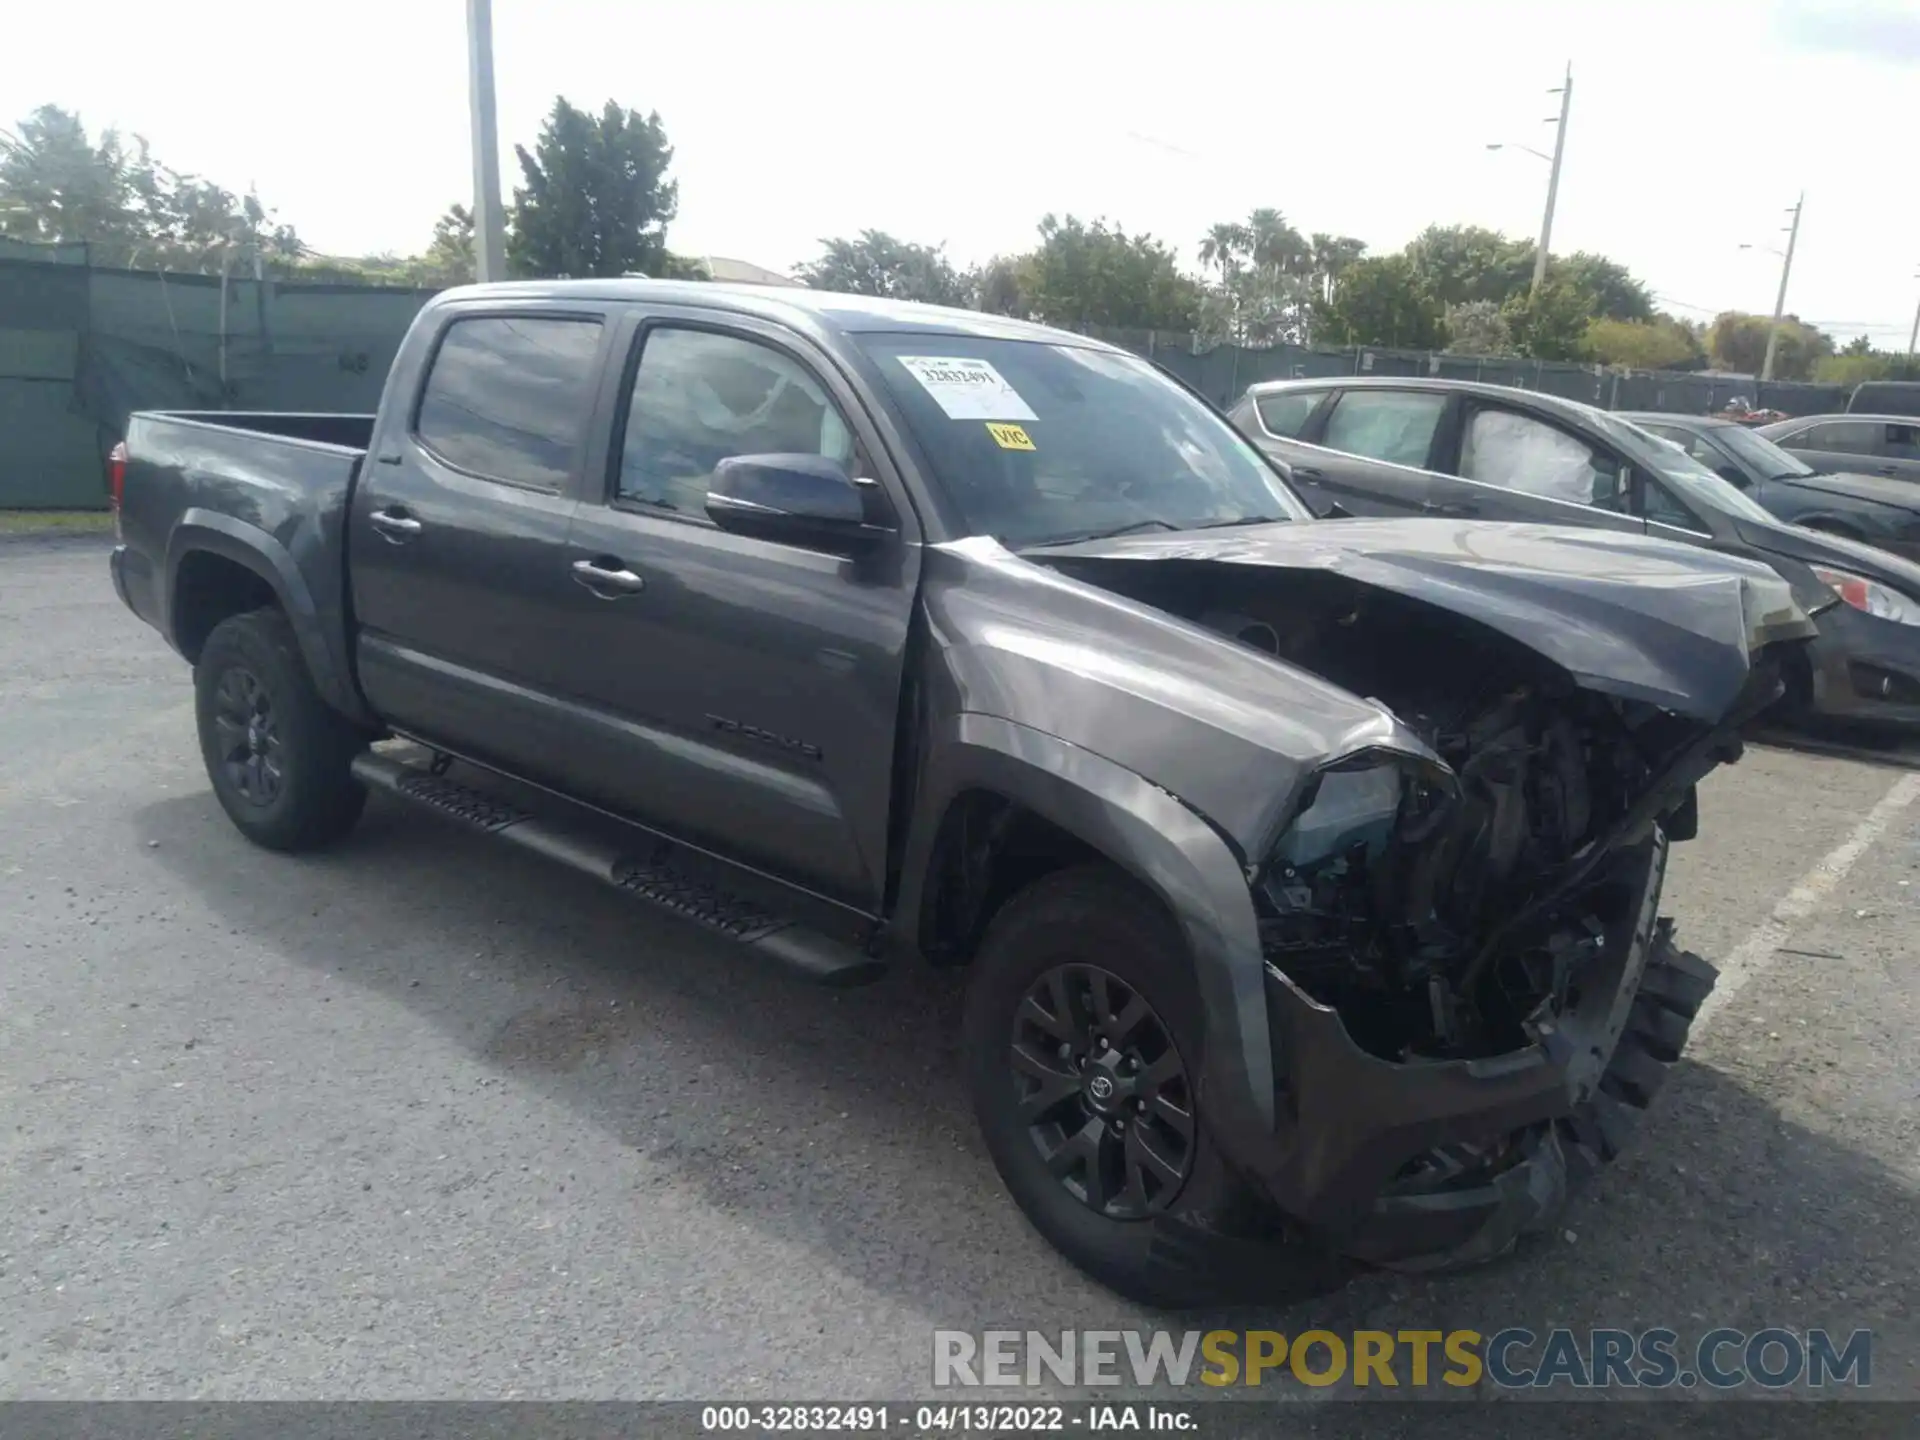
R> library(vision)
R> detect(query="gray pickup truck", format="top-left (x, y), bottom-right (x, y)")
top-left (109, 280), bottom-right (1814, 1306)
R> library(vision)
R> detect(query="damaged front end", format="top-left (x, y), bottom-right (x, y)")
top-left (932, 522), bottom-right (1813, 1268)
top-left (1227, 618), bottom-right (1788, 1268)
top-left (1010, 522), bottom-right (1814, 1268)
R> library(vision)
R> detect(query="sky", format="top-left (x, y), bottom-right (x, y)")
top-left (4, 0), bottom-right (1917, 346)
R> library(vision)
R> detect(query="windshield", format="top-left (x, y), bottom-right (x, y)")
top-left (1590, 411), bottom-right (1783, 526)
top-left (854, 335), bottom-right (1310, 546)
top-left (1711, 422), bottom-right (1816, 480)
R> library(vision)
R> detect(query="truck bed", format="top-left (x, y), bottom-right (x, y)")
top-left (143, 411), bottom-right (377, 452)
top-left (112, 409), bottom-right (380, 726)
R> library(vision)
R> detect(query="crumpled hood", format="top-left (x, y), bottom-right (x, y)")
top-left (1776, 469), bottom-right (1920, 515)
top-left (1036, 517), bottom-right (1815, 722)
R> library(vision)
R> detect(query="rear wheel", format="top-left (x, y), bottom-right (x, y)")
top-left (962, 866), bottom-right (1309, 1307)
top-left (194, 607), bottom-right (368, 851)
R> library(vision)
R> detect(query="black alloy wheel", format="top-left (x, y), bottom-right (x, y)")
top-left (208, 665), bottom-right (284, 806)
top-left (1010, 963), bottom-right (1195, 1220)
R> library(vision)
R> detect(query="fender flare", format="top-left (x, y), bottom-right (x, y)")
top-left (897, 712), bottom-right (1277, 1134)
top-left (164, 508), bottom-right (368, 723)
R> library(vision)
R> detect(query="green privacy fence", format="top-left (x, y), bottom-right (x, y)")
top-left (0, 239), bottom-right (434, 508)
top-left (0, 239), bottom-right (1852, 509)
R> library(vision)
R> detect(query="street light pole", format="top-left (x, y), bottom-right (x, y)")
top-left (1907, 272), bottom-right (1919, 360)
top-left (1531, 62), bottom-right (1572, 297)
top-left (466, 0), bottom-right (507, 283)
top-left (1759, 192), bottom-right (1804, 383)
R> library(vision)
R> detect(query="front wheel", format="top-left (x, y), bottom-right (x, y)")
top-left (962, 866), bottom-right (1302, 1308)
top-left (194, 607), bottom-right (368, 851)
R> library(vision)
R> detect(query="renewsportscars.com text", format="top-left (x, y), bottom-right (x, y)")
top-left (933, 1327), bottom-right (1872, 1390)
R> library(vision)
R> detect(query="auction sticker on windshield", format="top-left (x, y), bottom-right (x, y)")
top-left (986, 423), bottom-right (1036, 451)
top-left (896, 356), bottom-right (1037, 421)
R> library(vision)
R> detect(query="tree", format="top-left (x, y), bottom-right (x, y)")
top-left (1020, 214), bottom-right (1202, 331)
top-left (1500, 278), bottom-right (1593, 361)
top-left (1443, 300), bottom-right (1512, 355)
top-left (972, 254), bottom-right (1032, 317)
top-left (1706, 311), bottom-right (1834, 382)
top-left (1404, 224), bottom-right (1535, 308)
top-left (1556, 251), bottom-right (1654, 323)
top-left (0, 104), bottom-right (137, 246)
top-left (1812, 347), bottom-right (1920, 386)
top-left (508, 98), bottom-right (678, 278)
top-left (418, 203), bottom-right (475, 286)
top-left (796, 230), bottom-right (972, 305)
top-left (1585, 315), bottom-right (1705, 370)
top-left (1313, 254), bottom-right (1445, 349)
top-left (1, 104), bottom-right (302, 272)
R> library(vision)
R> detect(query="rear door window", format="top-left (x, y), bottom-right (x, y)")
top-left (1319, 390), bottom-right (1446, 468)
top-left (1797, 421), bottom-right (1880, 457)
top-left (414, 316), bottom-right (604, 489)
top-left (1459, 406), bottom-right (1621, 508)
top-left (1254, 389), bottom-right (1325, 438)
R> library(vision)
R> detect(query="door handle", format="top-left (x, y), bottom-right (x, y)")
top-left (1423, 500), bottom-right (1478, 518)
top-left (1291, 465), bottom-right (1326, 482)
top-left (369, 508), bottom-right (423, 541)
top-left (571, 557), bottom-right (646, 597)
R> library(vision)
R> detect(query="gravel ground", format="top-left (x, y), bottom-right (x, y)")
top-left (2, 535), bottom-right (1915, 1421)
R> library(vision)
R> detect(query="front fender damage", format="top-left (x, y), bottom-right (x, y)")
top-left (929, 525), bottom-right (1813, 1269)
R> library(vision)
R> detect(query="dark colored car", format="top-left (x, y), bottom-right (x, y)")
top-left (1756, 414), bottom-right (1920, 483)
top-left (1624, 411), bottom-right (1920, 563)
top-left (110, 281), bottom-right (1812, 1305)
top-left (1230, 377), bottom-right (1920, 729)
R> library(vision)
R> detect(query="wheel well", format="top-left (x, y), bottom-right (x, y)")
top-left (171, 551), bottom-right (278, 662)
top-left (918, 789), bottom-right (1117, 966)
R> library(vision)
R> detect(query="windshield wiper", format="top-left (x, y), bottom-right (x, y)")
top-left (1026, 518), bottom-right (1177, 547)
top-left (1190, 513), bottom-right (1291, 530)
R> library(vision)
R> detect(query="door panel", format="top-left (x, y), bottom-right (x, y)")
top-left (1286, 388), bottom-right (1451, 516)
top-left (351, 312), bottom-right (606, 771)
top-left (546, 319), bottom-right (917, 910)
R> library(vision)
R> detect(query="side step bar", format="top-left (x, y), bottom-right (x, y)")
top-left (350, 752), bottom-right (886, 987)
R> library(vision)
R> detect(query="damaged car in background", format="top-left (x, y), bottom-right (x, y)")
top-left (109, 282), bottom-right (1814, 1305)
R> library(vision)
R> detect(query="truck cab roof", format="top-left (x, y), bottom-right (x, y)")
top-left (427, 278), bottom-right (1111, 349)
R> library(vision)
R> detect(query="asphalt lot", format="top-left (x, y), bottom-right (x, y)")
top-left (3, 533), bottom-right (1917, 1412)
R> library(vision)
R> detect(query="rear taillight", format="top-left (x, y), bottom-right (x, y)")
top-left (108, 442), bottom-right (127, 509)
top-left (108, 441), bottom-right (127, 539)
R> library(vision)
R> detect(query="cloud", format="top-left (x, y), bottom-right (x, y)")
top-left (1775, 0), bottom-right (1920, 62)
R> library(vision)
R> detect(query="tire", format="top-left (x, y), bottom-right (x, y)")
top-left (194, 607), bottom-right (368, 852)
top-left (1556, 919), bottom-right (1717, 1186)
top-left (962, 865), bottom-right (1316, 1308)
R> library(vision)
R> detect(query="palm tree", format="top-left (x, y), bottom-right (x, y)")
top-left (1197, 221), bottom-right (1249, 282)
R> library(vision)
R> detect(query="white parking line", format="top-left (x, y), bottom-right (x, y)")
top-left (1693, 771), bottom-right (1920, 1034)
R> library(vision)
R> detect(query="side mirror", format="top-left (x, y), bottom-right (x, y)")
top-left (1716, 463), bottom-right (1749, 489)
top-left (706, 454), bottom-right (895, 553)
top-left (1318, 499), bottom-right (1353, 520)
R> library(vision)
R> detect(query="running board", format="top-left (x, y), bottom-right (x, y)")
top-left (349, 752), bottom-right (886, 986)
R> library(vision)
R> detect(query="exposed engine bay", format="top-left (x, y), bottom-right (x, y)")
top-left (1070, 563), bottom-right (1759, 1065)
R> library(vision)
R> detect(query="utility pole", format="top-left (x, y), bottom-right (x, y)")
top-left (1531, 62), bottom-right (1572, 297)
top-left (1759, 193), bottom-right (1804, 383)
top-left (1908, 272), bottom-right (1919, 360)
top-left (466, 0), bottom-right (507, 283)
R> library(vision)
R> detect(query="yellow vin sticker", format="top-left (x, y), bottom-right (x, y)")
top-left (986, 422), bottom-right (1036, 451)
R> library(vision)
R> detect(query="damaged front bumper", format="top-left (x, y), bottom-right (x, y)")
top-left (1233, 833), bottom-right (1668, 1269)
